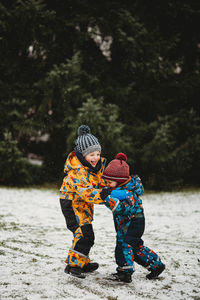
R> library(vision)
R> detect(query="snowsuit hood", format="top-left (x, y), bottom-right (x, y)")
top-left (63, 151), bottom-right (84, 173)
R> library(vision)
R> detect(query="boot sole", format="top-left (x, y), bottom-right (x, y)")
top-left (64, 266), bottom-right (86, 279)
top-left (67, 272), bottom-right (86, 279)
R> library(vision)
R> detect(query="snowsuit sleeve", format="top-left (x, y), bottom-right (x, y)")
top-left (64, 168), bottom-right (104, 204)
top-left (104, 195), bottom-right (125, 214)
top-left (104, 192), bottom-right (141, 218)
top-left (104, 183), bottom-right (143, 217)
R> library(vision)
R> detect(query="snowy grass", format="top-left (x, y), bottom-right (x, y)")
top-left (0, 188), bottom-right (200, 300)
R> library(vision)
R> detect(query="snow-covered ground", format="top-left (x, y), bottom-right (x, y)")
top-left (0, 188), bottom-right (200, 300)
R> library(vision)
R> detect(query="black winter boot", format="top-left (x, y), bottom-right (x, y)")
top-left (82, 262), bottom-right (99, 273)
top-left (64, 265), bottom-right (85, 279)
top-left (146, 263), bottom-right (165, 279)
top-left (111, 271), bottom-right (132, 283)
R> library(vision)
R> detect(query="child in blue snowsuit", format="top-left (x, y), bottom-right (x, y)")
top-left (102, 153), bottom-right (165, 283)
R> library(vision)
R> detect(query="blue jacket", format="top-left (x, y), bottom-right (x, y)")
top-left (104, 175), bottom-right (144, 224)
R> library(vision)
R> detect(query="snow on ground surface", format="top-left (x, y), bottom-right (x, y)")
top-left (0, 188), bottom-right (200, 300)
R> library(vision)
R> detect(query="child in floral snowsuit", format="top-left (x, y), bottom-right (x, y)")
top-left (60, 125), bottom-right (110, 278)
top-left (103, 153), bottom-right (165, 282)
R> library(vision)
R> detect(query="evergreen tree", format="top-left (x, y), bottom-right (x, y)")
top-left (0, 0), bottom-right (199, 188)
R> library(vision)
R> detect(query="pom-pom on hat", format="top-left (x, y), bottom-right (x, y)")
top-left (102, 153), bottom-right (130, 183)
top-left (75, 125), bottom-right (101, 157)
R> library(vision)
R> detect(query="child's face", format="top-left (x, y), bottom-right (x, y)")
top-left (85, 151), bottom-right (101, 167)
top-left (105, 179), bottom-right (118, 188)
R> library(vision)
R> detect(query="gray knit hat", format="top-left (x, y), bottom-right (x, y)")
top-left (75, 125), bottom-right (101, 157)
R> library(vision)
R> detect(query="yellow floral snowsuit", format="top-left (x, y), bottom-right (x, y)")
top-left (60, 151), bottom-right (106, 268)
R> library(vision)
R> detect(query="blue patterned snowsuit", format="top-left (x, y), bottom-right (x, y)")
top-left (105, 175), bottom-right (163, 274)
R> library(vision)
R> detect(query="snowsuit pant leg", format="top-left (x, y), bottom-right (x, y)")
top-left (60, 198), bottom-right (78, 233)
top-left (66, 224), bottom-right (95, 268)
top-left (124, 216), bottom-right (163, 271)
top-left (115, 220), bottom-right (135, 274)
top-left (60, 199), bottom-right (94, 268)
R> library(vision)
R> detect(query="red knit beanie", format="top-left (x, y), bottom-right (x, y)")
top-left (103, 153), bottom-right (130, 183)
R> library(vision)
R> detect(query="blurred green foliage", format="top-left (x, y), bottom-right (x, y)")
top-left (0, 0), bottom-right (199, 189)
top-left (133, 110), bottom-right (200, 189)
top-left (0, 132), bottom-right (43, 186)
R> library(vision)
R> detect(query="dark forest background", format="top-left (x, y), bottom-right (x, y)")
top-left (0, 0), bottom-right (200, 190)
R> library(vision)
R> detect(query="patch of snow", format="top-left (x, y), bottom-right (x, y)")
top-left (0, 188), bottom-right (199, 299)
